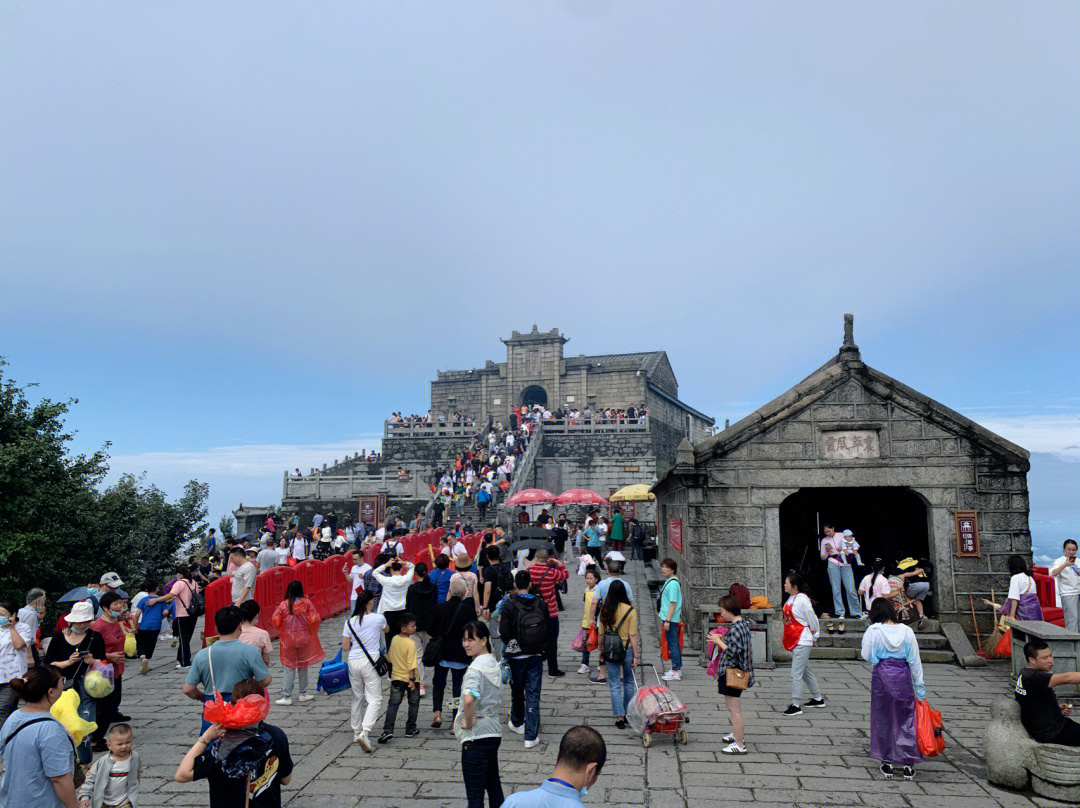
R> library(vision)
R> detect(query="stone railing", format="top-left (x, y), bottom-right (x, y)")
top-left (540, 416), bottom-right (649, 434)
top-left (282, 469), bottom-right (428, 502)
top-left (384, 421), bottom-right (479, 439)
top-left (500, 422), bottom-right (544, 504)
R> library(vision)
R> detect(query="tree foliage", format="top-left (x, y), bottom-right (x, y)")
top-left (219, 514), bottom-right (235, 540)
top-left (0, 362), bottom-right (208, 620)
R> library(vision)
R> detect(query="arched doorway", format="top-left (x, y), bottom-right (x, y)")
top-left (779, 487), bottom-right (931, 614)
top-left (520, 385), bottom-right (548, 408)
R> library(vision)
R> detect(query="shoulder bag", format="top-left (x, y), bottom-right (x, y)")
top-left (423, 597), bottom-right (469, 668)
top-left (348, 617), bottom-right (390, 677)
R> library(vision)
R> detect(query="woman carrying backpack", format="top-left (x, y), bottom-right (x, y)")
top-left (598, 579), bottom-right (638, 728)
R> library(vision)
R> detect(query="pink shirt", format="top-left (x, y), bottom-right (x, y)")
top-left (171, 579), bottom-right (196, 618)
top-left (239, 624), bottom-right (273, 662)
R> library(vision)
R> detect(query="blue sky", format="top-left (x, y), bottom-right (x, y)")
top-left (2, 2), bottom-right (1077, 557)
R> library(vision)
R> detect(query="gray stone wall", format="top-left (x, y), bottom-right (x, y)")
top-left (534, 433), bottom-right (656, 503)
top-left (658, 377), bottom-right (1030, 641)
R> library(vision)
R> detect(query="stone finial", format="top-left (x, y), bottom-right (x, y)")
top-left (839, 313), bottom-right (861, 363)
top-left (675, 437), bottom-right (695, 467)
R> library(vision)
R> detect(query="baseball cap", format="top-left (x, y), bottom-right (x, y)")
top-left (100, 572), bottom-right (124, 588)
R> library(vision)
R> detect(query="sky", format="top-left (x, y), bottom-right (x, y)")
top-left (2, 2), bottom-right (1078, 557)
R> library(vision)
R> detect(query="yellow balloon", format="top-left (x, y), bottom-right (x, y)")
top-left (50, 689), bottom-right (98, 745)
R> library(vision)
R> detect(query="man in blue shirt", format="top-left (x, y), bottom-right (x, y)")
top-left (133, 580), bottom-right (171, 675)
top-left (503, 725), bottom-right (606, 807)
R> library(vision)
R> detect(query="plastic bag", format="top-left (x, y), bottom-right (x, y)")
top-left (124, 633), bottom-right (137, 657)
top-left (84, 662), bottom-right (115, 698)
top-left (203, 692), bottom-right (270, 729)
top-left (627, 684), bottom-right (687, 734)
top-left (571, 629), bottom-right (584, 652)
top-left (586, 626), bottom-right (599, 653)
top-left (993, 628), bottom-right (1012, 658)
top-left (50, 689), bottom-right (97, 745)
top-left (660, 623), bottom-right (684, 662)
top-left (915, 698), bottom-right (945, 757)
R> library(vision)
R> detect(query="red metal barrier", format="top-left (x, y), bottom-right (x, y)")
top-left (201, 577), bottom-right (232, 647)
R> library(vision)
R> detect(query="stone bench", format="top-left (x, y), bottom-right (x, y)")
top-left (984, 695), bottom-right (1080, 802)
top-left (1008, 620), bottom-right (1080, 694)
top-left (694, 605), bottom-right (776, 669)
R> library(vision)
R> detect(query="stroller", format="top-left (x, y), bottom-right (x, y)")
top-left (627, 665), bottom-right (689, 747)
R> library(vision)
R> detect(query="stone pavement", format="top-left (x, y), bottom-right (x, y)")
top-left (117, 559), bottom-right (1055, 807)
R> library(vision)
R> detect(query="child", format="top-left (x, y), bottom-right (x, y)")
top-left (133, 581), bottom-right (169, 675)
top-left (578, 567), bottom-right (600, 674)
top-left (79, 723), bottom-right (141, 808)
top-left (379, 613), bottom-right (420, 743)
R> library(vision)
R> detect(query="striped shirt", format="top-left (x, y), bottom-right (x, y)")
top-left (528, 563), bottom-right (569, 618)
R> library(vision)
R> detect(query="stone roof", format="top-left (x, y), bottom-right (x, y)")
top-left (693, 344), bottom-right (1030, 467)
top-left (565, 350), bottom-right (669, 375)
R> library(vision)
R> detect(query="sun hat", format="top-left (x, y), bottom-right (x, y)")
top-left (455, 552), bottom-right (472, 568)
top-left (66, 601), bottom-right (96, 623)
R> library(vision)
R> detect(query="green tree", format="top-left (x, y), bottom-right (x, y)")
top-left (219, 514), bottom-right (236, 540)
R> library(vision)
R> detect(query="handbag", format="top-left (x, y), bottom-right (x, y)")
top-left (348, 618), bottom-right (390, 677)
top-left (424, 597), bottom-right (469, 668)
top-left (724, 667), bottom-right (749, 691)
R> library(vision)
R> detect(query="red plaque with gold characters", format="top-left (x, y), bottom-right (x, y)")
top-left (954, 510), bottom-right (980, 557)
top-left (669, 518), bottom-right (683, 553)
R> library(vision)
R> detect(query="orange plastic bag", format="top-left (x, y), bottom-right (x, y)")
top-left (915, 698), bottom-right (945, 757)
top-left (586, 626), bottom-right (599, 653)
top-left (202, 693), bottom-right (270, 729)
top-left (660, 623), bottom-right (684, 661)
top-left (994, 628), bottom-right (1012, 658)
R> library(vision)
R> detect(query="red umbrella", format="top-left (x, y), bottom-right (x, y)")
top-left (555, 488), bottom-right (609, 507)
top-left (506, 488), bottom-right (557, 506)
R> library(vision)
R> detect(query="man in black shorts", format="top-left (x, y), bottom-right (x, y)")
top-left (1015, 638), bottom-right (1080, 746)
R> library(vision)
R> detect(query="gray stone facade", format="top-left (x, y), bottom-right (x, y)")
top-left (654, 317), bottom-right (1031, 645)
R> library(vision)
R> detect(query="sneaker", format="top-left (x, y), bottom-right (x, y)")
top-left (139, 657), bottom-right (149, 676)
top-left (902, 765), bottom-right (915, 781)
top-left (662, 669), bottom-right (676, 680)
top-left (782, 704), bottom-right (803, 716)
top-left (274, 697), bottom-right (293, 706)
top-left (378, 733), bottom-right (392, 744)
top-left (666, 670), bottom-right (682, 681)
top-left (577, 665), bottom-right (590, 674)
top-left (297, 694), bottom-right (315, 703)
top-left (405, 728), bottom-right (420, 738)
top-left (879, 763), bottom-right (893, 779)
top-left (507, 721), bottom-right (525, 736)
top-left (721, 742), bottom-right (748, 755)
top-left (357, 733), bottom-right (373, 753)
top-left (549, 670), bottom-right (566, 678)
top-left (722, 733), bottom-right (736, 742)
top-left (804, 697), bottom-right (827, 708)
top-left (524, 739), bottom-right (540, 749)
top-left (588, 675), bottom-right (608, 684)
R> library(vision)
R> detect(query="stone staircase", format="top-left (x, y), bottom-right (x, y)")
top-left (810, 616), bottom-right (954, 663)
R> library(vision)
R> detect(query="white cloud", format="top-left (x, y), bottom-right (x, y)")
top-left (1034, 554), bottom-right (1054, 565)
top-left (973, 414), bottom-right (1080, 461)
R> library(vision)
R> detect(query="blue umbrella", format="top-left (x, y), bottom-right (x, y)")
top-left (235, 533), bottom-right (254, 542)
top-left (57, 586), bottom-right (129, 603)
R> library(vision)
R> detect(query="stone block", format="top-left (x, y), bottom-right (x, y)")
top-left (977, 473), bottom-right (1026, 491)
top-left (856, 403), bottom-right (890, 420)
top-left (691, 505), bottom-right (764, 526)
top-left (958, 489), bottom-right (1011, 510)
top-left (891, 439), bottom-right (941, 457)
top-left (703, 487), bottom-right (749, 505)
top-left (748, 442), bottom-right (806, 460)
top-left (940, 438), bottom-right (958, 454)
top-left (1012, 533), bottom-right (1032, 552)
top-left (710, 565), bottom-right (764, 588)
top-left (811, 404), bottom-right (856, 421)
top-left (890, 420), bottom-right (923, 439)
top-left (980, 511), bottom-right (1030, 532)
top-left (836, 381), bottom-right (867, 403)
top-left (776, 421), bottom-right (812, 441)
top-left (707, 525), bottom-right (764, 545)
top-left (890, 403), bottom-right (920, 419)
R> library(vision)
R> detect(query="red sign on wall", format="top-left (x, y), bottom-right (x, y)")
top-left (669, 518), bottom-right (683, 554)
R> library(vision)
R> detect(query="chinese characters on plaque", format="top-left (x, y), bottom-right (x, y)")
top-left (954, 510), bottom-right (980, 557)
top-left (820, 430), bottom-right (880, 460)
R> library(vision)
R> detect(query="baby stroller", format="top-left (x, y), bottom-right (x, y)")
top-left (627, 665), bottom-right (689, 747)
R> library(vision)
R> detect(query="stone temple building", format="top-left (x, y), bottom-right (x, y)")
top-left (654, 315), bottom-right (1031, 643)
top-left (275, 326), bottom-right (714, 525)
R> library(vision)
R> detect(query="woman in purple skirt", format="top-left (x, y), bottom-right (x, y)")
top-left (861, 598), bottom-right (925, 780)
top-left (983, 554), bottom-right (1044, 622)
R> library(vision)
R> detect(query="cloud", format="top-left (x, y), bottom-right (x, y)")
top-left (1034, 554), bottom-right (1054, 565)
top-left (972, 414), bottom-right (1080, 461)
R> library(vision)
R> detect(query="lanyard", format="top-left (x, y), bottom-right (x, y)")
top-left (548, 779), bottom-right (575, 789)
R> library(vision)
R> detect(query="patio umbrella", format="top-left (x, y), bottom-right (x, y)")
top-left (610, 484), bottom-right (656, 502)
top-left (505, 488), bottom-right (557, 506)
top-left (555, 488), bottom-right (609, 507)
top-left (58, 586), bottom-right (129, 602)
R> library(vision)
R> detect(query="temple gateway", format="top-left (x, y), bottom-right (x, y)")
top-left (653, 315), bottom-right (1030, 642)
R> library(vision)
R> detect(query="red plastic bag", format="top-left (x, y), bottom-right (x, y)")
top-left (993, 628), bottom-right (1012, 658)
top-left (660, 623), bottom-right (684, 661)
top-left (202, 692), bottom-right (270, 729)
top-left (915, 698), bottom-right (945, 757)
top-left (586, 626), bottom-right (599, 652)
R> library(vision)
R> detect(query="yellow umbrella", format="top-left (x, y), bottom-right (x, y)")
top-left (611, 484), bottom-right (656, 502)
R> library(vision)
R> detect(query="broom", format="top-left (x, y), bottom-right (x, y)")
top-left (971, 594), bottom-right (990, 660)
top-left (982, 588), bottom-right (1008, 658)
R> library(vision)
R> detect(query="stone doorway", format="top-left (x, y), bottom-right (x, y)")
top-left (778, 487), bottom-right (931, 613)
top-left (520, 385), bottom-right (548, 408)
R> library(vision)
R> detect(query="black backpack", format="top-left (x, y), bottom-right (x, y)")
top-left (602, 607), bottom-right (634, 664)
top-left (497, 563), bottom-right (515, 597)
top-left (515, 596), bottom-right (550, 654)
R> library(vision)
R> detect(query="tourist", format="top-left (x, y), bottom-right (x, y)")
top-left (78, 723), bottom-right (140, 808)
top-left (168, 566), bottom-right (199, 670)
top-left (229, 548), bottom-right (256, 607)
top-left (432, 498), bottom-right (446, 528)
top-left (238, 599), bottom-right (272, 667)
top-left (456, 621), bottom-right (504, 808)
top-left (256, 538), bottom-right (277, 574)
top-left (481, 545), bottom-right (511, 620)
top-left (347, 554), bottom-right (372, 613)
top-left (182, 606), bottom-right (271, 733)
top-left (587, 559), bottom-right (633, 685)
top-left (315, 523), bottom-right (334, 560)
top-left (42, 601), bottom-right (104, 763)
top-left (373, 558), bottom-right (415, 638)
top-left (782, 571), bottom-right (825, 716)
top-left (0, 665), bottom-right (77, 808)
top-left (132, 581), bottom-right (169, 675)
top-left (501, 571), bottom-right (548, 748)
top-left (291, 529), bottom-right (312, 563)
top-left (1049, 540), bottom-right (1080, 632)
top-left (527, 550), bottom-right (568, 677)
top-left (270, 580), bottom-right (324, 706)
top-left (18, 588), bottom-right (46, 667)
top-left (406, 563), bottom-right (438, 696)
top-left (584, 520), bottom-right (603, 565)
top-left (577, 567), bottom-right (600, 675)
top-left (0, 601), bottom-right (32, 728)
top-left (858, 558), bottom-right (893, 614)
top-left (983, 554), bottom-right (1043, 621)
top-left (502, 725), bottom-right (606, 807)
top-left (174, 676), bottom-right (293, 803)
top-left (627, 518), bottom-right (646, 561)
top-left (452, 552), bottom-right (483, 615)
top-left (860, 598), bottom-right (925, 779)
top-left (657, 558), bottom-right (683, 681)
top-left (610, 507), bottom-right (625, 552)
top-left (342, 590), bottom-right (388, 752)
top-left (820, 524), bottom-right (860, 632)
top-left (429, 577), bottom-right (477, 730)
top-left (90, 592), bottom-right (129, 747)
top-left (275, 537), bottom-right (290, 566)
top-left (895, 557), bottom-right (932, 621)
top-left (709, 594), bottom-right (754, 755)
top-left (379, 612), bottom-right (421, 744)
top-left (597, 579), bottom-right (638, 728)
top-left (1014, 638), bottom-right (1080, 746)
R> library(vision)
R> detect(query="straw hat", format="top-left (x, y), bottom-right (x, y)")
top-left (455, 552), bottom-right (472, 568)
